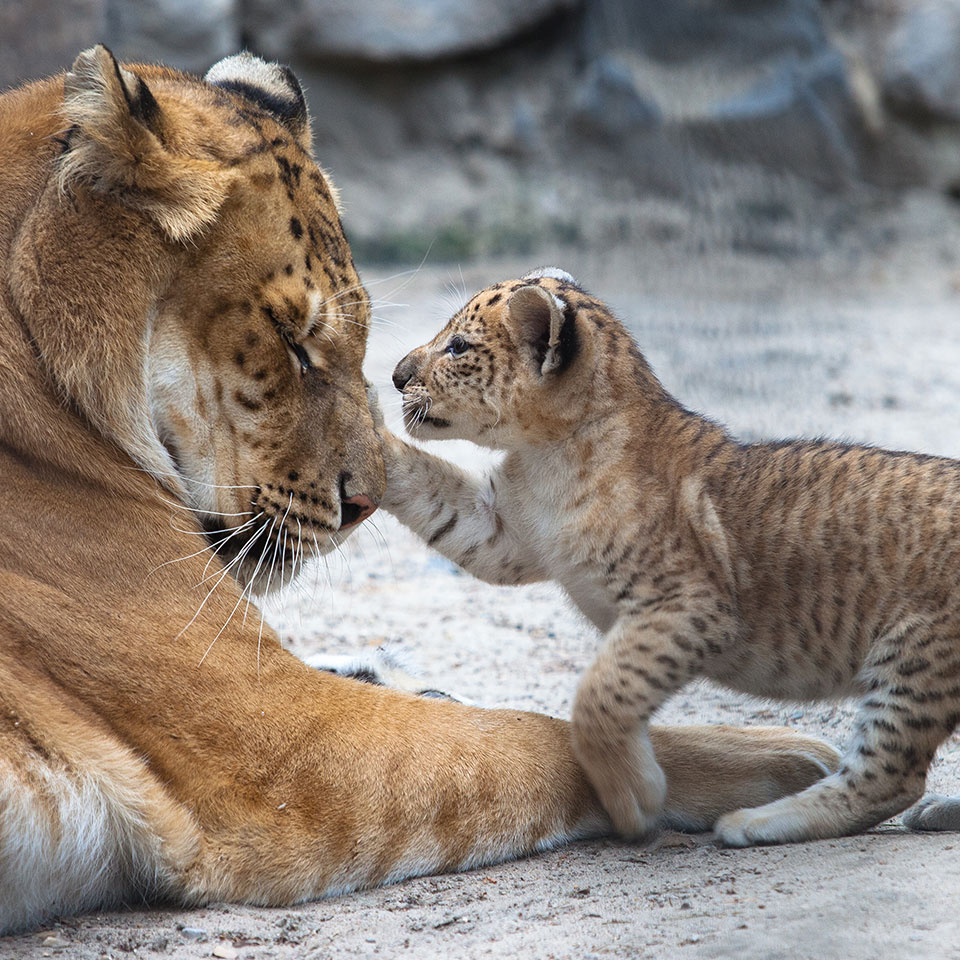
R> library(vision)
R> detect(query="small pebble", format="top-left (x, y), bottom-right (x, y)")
top-left (212, 945), bottom-right (238, 959)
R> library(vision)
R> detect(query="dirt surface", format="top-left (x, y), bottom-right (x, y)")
top-left (8, 191), bottom-right (960, 959)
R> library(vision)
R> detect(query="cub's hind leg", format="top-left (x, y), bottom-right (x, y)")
top-left (654, 725), bottom-right (839, 831)
top-left (717, 628), bottom-right (958, 845)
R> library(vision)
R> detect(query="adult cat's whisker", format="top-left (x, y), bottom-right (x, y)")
top-left (147, 513), bottom-right (260, 579)
top-left (295, 518), bottom-right (305, 582)
top-left (126, 466), bottom-right (257, 491)
top-left (145, 540), bottom-right (220, 578)
top-left (158, 496), bottom-right (253, 519)
top-left (199, 515), bottom-right (263, 580)
top-left (309, 530), bottom-right (324, 606)
top-left (168, 519), bottom-right (224, 537)
top-left (315, 268), bottom-right (419, 315)
top-left (197, 519), bottom-right (275, 667)
top-left (194, 512), bottom-right (271, 588)
top-left (279, 526), bottom-right (290, 593)
top-left (179, 514), bottom-right (268, 647)
top-left (240, 515), bottom-right (280, 627)
top-left (256, 516), bottom-right (289, 676)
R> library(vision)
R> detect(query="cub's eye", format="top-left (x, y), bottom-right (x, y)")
top-left (446, 335), bottom-right (470, 358)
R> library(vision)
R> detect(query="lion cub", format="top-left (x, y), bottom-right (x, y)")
top-left (377, 267), bottom-right (960, 845)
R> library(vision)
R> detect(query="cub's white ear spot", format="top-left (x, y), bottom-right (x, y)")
top-left (205, 52), bottom-right (310, 145)
top-left (522, 266), bottom-right (579, 285)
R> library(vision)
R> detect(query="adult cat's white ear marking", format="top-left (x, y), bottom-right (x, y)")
top-left (205, 51), bottom-right (311, 147)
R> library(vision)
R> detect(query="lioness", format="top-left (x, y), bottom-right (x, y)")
top-left (0, 47), bottom-right (837, 932)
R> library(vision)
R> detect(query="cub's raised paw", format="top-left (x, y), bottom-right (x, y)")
top-left (902, 795), bottom-right (960, 832)
top-left (364, 377), bottom-right (385, 430)
top-left (303, 644), bottom-right (472, 704)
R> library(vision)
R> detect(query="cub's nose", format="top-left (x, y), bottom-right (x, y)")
top-left (392, 354), bottom-right (417, 391)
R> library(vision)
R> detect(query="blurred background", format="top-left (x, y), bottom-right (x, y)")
top-left (4, 0), bottom-right (960, 264)
top-left (7, 0), bottom-right (960, 695)
top-left (5, 0), bottom-right (960, 561)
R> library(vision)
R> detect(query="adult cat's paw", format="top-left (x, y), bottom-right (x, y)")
top-left (902, 795), bottom-right (960, 832)
top-left (303, 644), bottom-right (472, 704)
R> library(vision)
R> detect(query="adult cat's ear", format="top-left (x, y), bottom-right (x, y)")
top-left (61, 45), bottom-right (237, 242)
top-left (508, 284), bottom-right (577, 377)
top-left (205, 52), bottom-right (311, 151)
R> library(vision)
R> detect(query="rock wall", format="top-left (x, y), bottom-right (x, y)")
top-left (2, 0), bottom-right (959, 259)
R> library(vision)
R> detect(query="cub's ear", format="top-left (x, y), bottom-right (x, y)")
top-left (508, 284), bottom-right (578, 377)
top-left (59, 45), bottom-right (236, 242)
top-left (205, 52), bottom-right (311, 151)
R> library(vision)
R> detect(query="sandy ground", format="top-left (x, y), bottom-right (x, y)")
top-left (9, 191), bottom-right (960, 959)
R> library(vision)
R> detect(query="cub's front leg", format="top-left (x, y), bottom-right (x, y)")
top-left (378, 428), bottom-right (547, 586)
top-left (572, 589), bottom-right (735, 837)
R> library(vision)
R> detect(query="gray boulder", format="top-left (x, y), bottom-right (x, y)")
top-left (571, 56), bottom-right (662, 139)
top-left (884, 0), bottom-right (960, 122)
top-left (689, 49), bottom-right (859, 186)
top-left (583, 0), bottom-right (827, 64)
top-left (103, 0), bottom-right (238, 75)
top-left (244, 0), bottom-right (579, 63)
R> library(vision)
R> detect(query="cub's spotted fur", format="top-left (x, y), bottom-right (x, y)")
top-left (380, 267), bottom-right (960, 845)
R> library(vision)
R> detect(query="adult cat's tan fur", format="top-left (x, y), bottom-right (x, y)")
top-left (0, 53), bottom-right (839, 931)
top-left (382, 266), bottom-right (959, 845)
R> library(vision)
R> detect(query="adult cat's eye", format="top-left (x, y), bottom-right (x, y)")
top-left (279, 328), bottom-right (312, 372)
